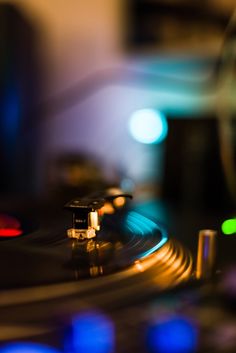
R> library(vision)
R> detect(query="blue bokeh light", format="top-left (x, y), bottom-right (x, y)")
top-left (2, 85), bottom-right (20, 142)
top-left (129, 109), bottom-right (168, 144)
top-left (146, 316), bottom-right (198, 353)
top-left (0, 343), bottom-right (60, 353)
top-left (64, 311), bottom-right (114, 353)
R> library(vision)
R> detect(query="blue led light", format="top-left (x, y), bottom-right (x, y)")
top-left (129, 109), bottom-right (168, 144)
top-left (64, 311), bottom-right (114, 353)
top-left (0, 343), bottom-right (60, 353)
top-left (146, 316), bottom-right (198, 353)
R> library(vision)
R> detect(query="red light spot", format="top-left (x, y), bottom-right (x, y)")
top-left (0, 228), bottom-right (23, 237)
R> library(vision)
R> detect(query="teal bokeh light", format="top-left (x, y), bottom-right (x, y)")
top-left (129, 109), bottom-right (168, 144)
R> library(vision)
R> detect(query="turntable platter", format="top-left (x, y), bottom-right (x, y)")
top-left (0, 207), bottom-right (192, 311)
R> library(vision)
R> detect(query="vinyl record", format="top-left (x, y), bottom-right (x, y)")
top-left (0, 207), bottom-right (193, 304)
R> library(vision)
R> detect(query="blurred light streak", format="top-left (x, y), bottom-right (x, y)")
top-left (64, 311), bottom-right (114, 353)
top-left (141, 237), bottom-right (168, 258)
top-left (124, 211), bottom-right (168, 258)
top-left (152, 241), bottom-right (193, 288)
top-left (133, 201), bottom-right (169, 229)
top-left (135, 55), bottom-right (215, 81)
top-left (146, 316), bottom-right (198, 353)
top-left (31, 64), bottom-right (214, 125)
top-left (152, 90), bottom-right (214, 116)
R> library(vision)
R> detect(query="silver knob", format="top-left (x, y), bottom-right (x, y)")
top-left (196, 229), bottom-right (217, 280)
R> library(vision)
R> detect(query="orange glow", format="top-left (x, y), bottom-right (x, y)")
top-left (135, 261), bottom-right (144, 272)
top-left (100, 203), bottom-right (115, 215)
top-left (113, 196), bottom-right (126, 208)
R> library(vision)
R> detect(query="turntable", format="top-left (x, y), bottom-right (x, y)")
top-left (1, 188), bottom-right (234, 353)
top-left (0, 190), bottom-right (193, 302)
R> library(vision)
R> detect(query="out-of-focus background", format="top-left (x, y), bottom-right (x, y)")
top-left (1, 0), bottom-right (236, 215)
top-left (2, 4), bottom-right (236, 353)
